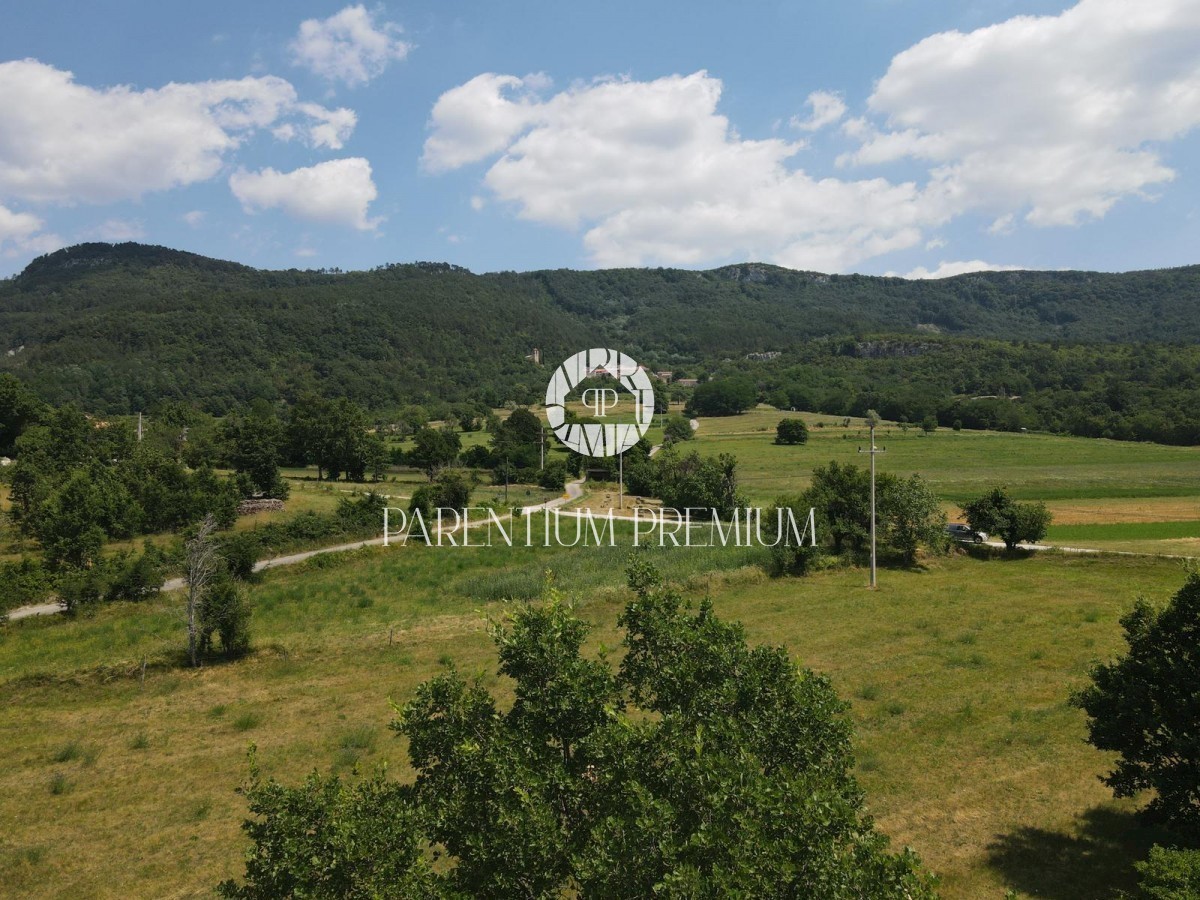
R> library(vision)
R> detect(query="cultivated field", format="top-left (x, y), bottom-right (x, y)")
top-left (686, 407), bottom-right (1200, 554)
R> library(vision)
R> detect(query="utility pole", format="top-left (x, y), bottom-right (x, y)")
top-left (539, 426), bottom-right (545, 470)
top-left (858, 410), bottom-right (886, 589)
top-left (137, 412), bottom-right (143, 442)
top-left (618, 449), bottom-right (624, 510)
top-left (504, 455), bottom-right (509, 505)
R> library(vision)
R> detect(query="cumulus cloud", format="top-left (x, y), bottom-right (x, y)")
top-left (426, 0), bottom-right (1200, 272)
top-left (0, 60), bottom-right (357, 207)
top-left (422, 73), bottom-right (548, 172)
top-left (0, 203), bottom-right (61, 258)
top-left (790, 91), bottom-right (846, 131)
top-left (425, 71), bottom-right (938, 270)
top-left (847, 0), bottom-right (1200, 227)
top-left (229, 158), bottom-right (380, 230)
top-left (290, 5), bottom-right (410, 86)
top-left (899, 260), bottom-right (1026, 279)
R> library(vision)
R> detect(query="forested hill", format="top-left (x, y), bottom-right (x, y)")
top-left (1, 242), bottom-right (1198, 413)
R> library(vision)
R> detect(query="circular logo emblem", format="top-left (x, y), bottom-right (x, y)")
top-left (545, 348), bottom-right (655, 457)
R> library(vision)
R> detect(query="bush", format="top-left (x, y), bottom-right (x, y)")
top-left (199, 575), bottom-right (252, 659)
top-left (105, 543), bottom-right (167, 602)
top-left (409, 470), bottom-right (472, 520)
top-left (663, 414), bottom-right (694, 443)
top-left (537, 459), bottom-right (567, 492)
top-left (0, 557), bottom-right (54, 612)
top-left (220, 533), bottom-right (259, 582)
top-left (774, 418), bottom-right (809, 445)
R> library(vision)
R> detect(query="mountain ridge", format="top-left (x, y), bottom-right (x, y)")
top-left (2, 242), bottom-right (1199, 414)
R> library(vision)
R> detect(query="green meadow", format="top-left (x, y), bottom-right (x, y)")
top-left (690, 406), bottom-right (1200, 507)
top-left (2, 408), bottom-right (1199, 898)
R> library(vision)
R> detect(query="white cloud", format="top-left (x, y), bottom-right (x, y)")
top-left (848, 0), bottom-right (1200, 227)
top-left (229, 158), bottom-right (380, 230)
top-left (425, 71), bottom-right (939, 271)
top-left (899, 260), bottom-right (1025, 279)
top-left (182, 210), bottom-right (206, 227)
top-left (0, 59), bottom-right (356, 206)
top-left (290, 5), bottom-right (410, 87)
top-left (422, 73), bottom-right (547, 172)
top-left (0, 203), bottom-right (61, 258)
top-left (425, 0), bottom-right (1200, 272)
top-left (790, 91), bottom-right (846, 131)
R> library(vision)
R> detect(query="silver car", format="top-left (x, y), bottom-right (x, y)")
top-left (946, 522), bottom-right (987, 543)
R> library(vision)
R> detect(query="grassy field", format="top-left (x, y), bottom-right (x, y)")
top-left (3, 408), bottom-right (1199, 898)
top-left (685, 408), bottom-right (1200, 555)
top-left (0, 539), bottom-right (1190, 898)
top-left (690, 407), bottom-right (1200, 504)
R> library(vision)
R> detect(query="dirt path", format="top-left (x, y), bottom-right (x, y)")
top-left (5, 477), bottom-right (589, 623)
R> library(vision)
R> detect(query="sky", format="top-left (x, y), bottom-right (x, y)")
top-left (1, 0), bottom-right (1198, 279)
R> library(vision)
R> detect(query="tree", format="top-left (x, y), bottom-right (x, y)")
top-left (1134, 846), bottom-right (1200, 899)
top-left (879, 474), bottom-right (945, 565)
top-left (663, 414), bottom-right (694, 444)
top-left (184, 515), bottom-right (220, 667)
top-left (491, 407), bottom-right (542, 471)
top-left (650, 448), bottom-right (743, 517)
top-left (1071, 572), bottom-right (1200, 837)
top-left (0, 373), bottom-right (45, 456)
top-left (409, 427), bottom-right (460, 481)
top-left (921, 415), bottom-right (938, 434)
top-left (199, 574), bottom-right (252, 659)
top-left (220, 562), bottom-right (937, 898)
top-left (538, 459), bottom-right (567, 492)
top-left (804, 461), bottom-right (876, 556)
top-left (409, 470), bottom-right (472, 521)
top-left (962, 486), bottom-right (1051, 550)
top-left (774, 418), bottom-right (809, 445)
top-left (686, 377), bottom-right (756, 416)
top-left (217, 764), bottom-right (442, 900)
top-left (222, 411), bottom-right (289, 499)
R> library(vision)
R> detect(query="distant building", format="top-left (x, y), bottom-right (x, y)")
top-left (525, 348), bottom-right (542, 365)
top-left (655, 370), bottom-right (673, 382)
top-left (676, 378), bottom-right (699, 388)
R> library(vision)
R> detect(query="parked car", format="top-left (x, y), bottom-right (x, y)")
top-left (946, 522), bottom-right (987, 543)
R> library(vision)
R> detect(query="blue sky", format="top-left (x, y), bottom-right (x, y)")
top-left (1, 0), bottom-right (1198, 278)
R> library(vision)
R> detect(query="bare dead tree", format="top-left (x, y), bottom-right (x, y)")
top-left (184, 514), bottom-right (219, 667)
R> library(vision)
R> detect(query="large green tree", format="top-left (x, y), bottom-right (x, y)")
top-left (1072, 572), bottom-right (1200, 838)
top-left (962, 486), bottom-right (1051, 550)
top-left (220, 562), bottom-right (937, 898)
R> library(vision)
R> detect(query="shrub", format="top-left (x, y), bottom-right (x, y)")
top-left (774, 418), bottom-right (809, 445)
top-left (537, 459), bottom-right (567, 492)
top-left (663, 414), bottom-right (694, 443)
top-left (199, 575), bottom-right (252, 659)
